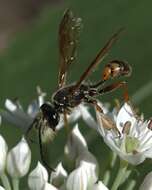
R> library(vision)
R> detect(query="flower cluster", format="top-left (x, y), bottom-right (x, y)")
top-left (28, 124), bottom-right (108, 190)
top-left (0, 116), bottom-right (108, 190)
top-left (0, 118), bottom-right (31, 190)
top-left (1, 87), bottom-right (152, 189)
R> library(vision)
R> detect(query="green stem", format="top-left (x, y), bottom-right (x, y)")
top-left (103, 152), bottom-right (117, 186)
top-left (126, 179), bottom-right (136, 190)
top-left (12, 178), bottom-right (19, 190)
top-left (103, 170), bottom-right (110, 186)
top-left (111, 161), bottom-right (128, 190)
top-left (0, 173), bottom-right (12, 190)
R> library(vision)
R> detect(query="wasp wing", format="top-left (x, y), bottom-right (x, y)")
top-left (72, 28), bottom-right (124, 91)
top-left (58, 9), bottom-right (82, 88)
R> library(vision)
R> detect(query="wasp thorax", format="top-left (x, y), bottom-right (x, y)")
top-left (40, 103), bottom-right (60, 131)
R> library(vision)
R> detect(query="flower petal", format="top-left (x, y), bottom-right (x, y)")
top-left (116, 103), bottom-right (136, 132)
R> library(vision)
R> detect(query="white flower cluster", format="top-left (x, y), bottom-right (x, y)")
top-left (0, 117), bottom-right (31, 190)
top-left (0, 116), bottom-right (108, 190)
top-left (28, 125), bottom-right (108, 190)
top-left (1, 87), bottom-right (152, 189)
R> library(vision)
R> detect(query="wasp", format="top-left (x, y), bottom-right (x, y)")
top-left (26, 9), bottom-right (132, 171)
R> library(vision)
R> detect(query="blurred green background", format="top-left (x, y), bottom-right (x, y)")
top-left (0, 0), bottom-right (152, 189)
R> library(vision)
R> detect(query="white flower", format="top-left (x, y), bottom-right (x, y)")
top-left (96, 102), bottom-right (152, 165)
top-left (139, 171), bottom-right (152, 190)
top-left (6, 136), bottom-right (31, 178)
top-left (64, 124), bottom-right (88, 160)
top-left (28, 162), bottom-right (48, 190)
top-left (50, 162), bottom-right (67, 187)
top-left (0, 135), bottom-right (8, 174)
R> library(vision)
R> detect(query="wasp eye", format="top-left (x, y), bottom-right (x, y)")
top-left (40, 103), bottom-right (60, 131)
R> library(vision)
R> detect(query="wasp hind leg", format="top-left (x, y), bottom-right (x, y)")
top-left (98, 81), bottom-right (129, 102)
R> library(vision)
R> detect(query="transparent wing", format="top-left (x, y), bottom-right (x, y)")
top-left (73, 28), bottom-right (124, 91)
top-left (58, 9), bottom-right (82, 88)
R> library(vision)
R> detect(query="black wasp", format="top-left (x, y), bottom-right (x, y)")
top-left (26, 9), bottom-right (132, 171)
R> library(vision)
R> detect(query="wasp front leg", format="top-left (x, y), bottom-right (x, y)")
top-left (85, 96), bottom-right (121, 137)
top-left (84, 96), bottom-right (103, 113)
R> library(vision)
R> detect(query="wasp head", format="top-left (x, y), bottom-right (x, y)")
top-left (40, 102), bottom-right (60, 131)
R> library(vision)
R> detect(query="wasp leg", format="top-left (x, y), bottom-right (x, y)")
top-left (38, 127), bottom-right (55, 172)
top-left (98, 81), bottom-right (129, 102)
top-left (85, 97), bottom-right (103, 113)
top-left (89, 80), bottom-right (105, 88)
top-left (85, 97), bottom-right (121, 137)
top-left (25, 119), bottom-right (38, 144)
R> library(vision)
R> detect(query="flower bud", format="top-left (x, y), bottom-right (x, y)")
top-left (76, 150), bottom-right (99, 188)
top-left (28, 162), bottom-right (48, 190)
top-left (6, 137), bottom-right (31, 178)
top-left (50, 162), bottom-right (67, 187)
top-left (66, 165), bottom-right (88, 190)
top-left (0, 135), bottom-right (8, 174)
top-left (139, 171), bottom-right (152, 190)
top-left (64, 124), bottom-right (87, 160)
